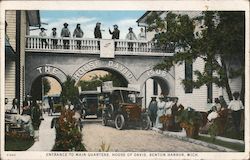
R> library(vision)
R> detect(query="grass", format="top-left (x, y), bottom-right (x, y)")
top-left (197, 135), bottom-right (245, 152)
top-left (5, 136), bottom-right (35, 151)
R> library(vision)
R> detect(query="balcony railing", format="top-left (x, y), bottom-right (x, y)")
top-left (25, 36), bottom-right (175, 56)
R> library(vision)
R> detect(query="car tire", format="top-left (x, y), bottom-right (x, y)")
top-left (141, 115), bottom-right (151, 130)
top-left (115, 114), bottom-right (125, 130)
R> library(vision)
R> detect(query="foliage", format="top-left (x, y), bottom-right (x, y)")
top-left (31, 77), bottom-right (51, 100)
top-left (60, 75), bottom-right (79, 105)
top-left (208, 122), bottom-right (219, 141)
top-left (78, 73), bottom-right (127, 91)
top-left (99, 141), bottom-right (111, 152)
top-left (146, 11), bottom-right (245, 101)
top-left (176, 107), bottom-right (203, 138)
top-left (52, 109), bottom-right (86, 151)
top-left (5, 132), bottom-right (34, 151)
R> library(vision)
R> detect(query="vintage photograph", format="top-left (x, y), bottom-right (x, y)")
top-left (1, 1), bottom-right (249, 160)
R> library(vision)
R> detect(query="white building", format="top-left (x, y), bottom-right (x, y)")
top-left (136, 11), bottom-right (243, 111)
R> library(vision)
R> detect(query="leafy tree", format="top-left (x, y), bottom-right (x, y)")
top-left (31, 77), bottom-right (51, 100)
top-left (146, 11), bottom-right (245, 102)
top-left (60, 75), bottom-right (79, 105)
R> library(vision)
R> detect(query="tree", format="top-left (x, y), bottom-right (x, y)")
top-left (146, 11), bottom-right (245, 102)
top-left (31, 77), bottom-right (51, 100)
top-left (60, 75), bottom-right (79, 105)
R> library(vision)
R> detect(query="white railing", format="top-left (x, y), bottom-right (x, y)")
top-left (25, 36), bottom-right (174, 55)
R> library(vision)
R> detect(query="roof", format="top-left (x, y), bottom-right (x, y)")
top-left (80, 90), bottom-right (101, 95)
top-left (5, 35), bottom-right (15, 59)
top-left (136, 11), bottom-right (165, 27)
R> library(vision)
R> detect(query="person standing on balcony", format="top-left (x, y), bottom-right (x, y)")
top-left (61, 23), bottom-right (71, 49)
top-left (39, 27), bottom-right (48, 49)
top-left (94, 22), bottom-right (102, 49)
top-left (138, 27), bottom-right (147, 51)
top-left (51, 28), bottom-right (58, 49)
top-left (125, 27), bottom-right (137, 51)
top-left (109, 24), bottom-right (120, 50)
top-left (73, 24), bottom-right (84, 49)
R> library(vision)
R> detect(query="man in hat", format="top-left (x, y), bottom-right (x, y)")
top-left (51, 27), bottom-right (58, 49)
top-left (61, 22), bottom-right (71, 49)
top-left (109, 24), bottom-right (120, 50)
top-left (125, 27), bottom-right (137, 51)
top-left (148, 96), bottom-right (158, 128)
top-left (94, 22), bottom-right (102, 49)
top-left (39, 27), bottom-right (48, 48)
top-left (73, 24), bottom-right (84, 49)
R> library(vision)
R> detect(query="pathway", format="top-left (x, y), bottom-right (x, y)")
top-left (28, 114), bottom-right (56, 151)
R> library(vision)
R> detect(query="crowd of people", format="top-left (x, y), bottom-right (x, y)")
top-left (38, 22), bottom-right (147, 50)
top-left (147, 91), bottom-right (244, 134)
top-left (5, 96), bottom-right (43, 141)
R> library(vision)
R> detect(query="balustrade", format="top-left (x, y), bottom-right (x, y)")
top-left (25, 35), bottom-right (174, 55)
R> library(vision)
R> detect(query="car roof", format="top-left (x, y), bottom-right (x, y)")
top-left (102, 87), bottom-right (140, 93)
top-left (80, 90), bottom-right (101, 95)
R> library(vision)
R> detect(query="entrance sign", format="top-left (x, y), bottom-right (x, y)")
top-left (36, 66), bottom-right (59, 75)
top-left (100, 39), bottom-right (115, 58)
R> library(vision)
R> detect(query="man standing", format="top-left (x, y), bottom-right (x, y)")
top-left (148, 97), bottom-right (158, 128)
top-left (109, 24), bottom-right (120, 50)
top-left (73, 24), bottom-right (84, 49)
top-left (94, 22), bottom-right (102, 49)
top-left (51, 28), bottom-right (58, 49)
top-left (39, 27), bottom-right (48, 48)
top-left (61, 22), bottom-right (71, 49)
top-left (125, 27), bottom-right (137, 51)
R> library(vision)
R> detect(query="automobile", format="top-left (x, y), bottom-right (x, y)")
top-left (79, 90), bottom-right (102, 118)
top-left (101, 87), bottom-right (150, 130)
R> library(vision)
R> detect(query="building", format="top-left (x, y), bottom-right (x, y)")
top-left (136, 11), bottom-right (243, 111)
top-left (5, 10), bottom-right (40, 111)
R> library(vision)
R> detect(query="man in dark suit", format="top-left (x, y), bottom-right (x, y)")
top-left (109, 24), bottom-right (120, 50)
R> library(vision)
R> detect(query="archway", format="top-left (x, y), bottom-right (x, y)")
top-left (77, 68), bottom-right (129, 91)
top-left (30, 75), bottom-right (62, 101)
top-left (141, 76), bottom-right (170, 108)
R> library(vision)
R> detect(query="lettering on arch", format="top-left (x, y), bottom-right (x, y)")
top-left (72, 59), bottom-right (136, 84)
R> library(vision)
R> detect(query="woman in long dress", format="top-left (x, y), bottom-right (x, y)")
top-left (155, 96), bottom-right (166, 129)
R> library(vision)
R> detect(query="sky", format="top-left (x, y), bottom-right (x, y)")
top-left (31, 11), bottom-right (145, 39)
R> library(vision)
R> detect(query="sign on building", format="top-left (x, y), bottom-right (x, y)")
top-left (100, 39), bottom-right (115, 58)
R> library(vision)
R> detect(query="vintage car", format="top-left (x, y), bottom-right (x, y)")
top-left (79, 90), bottom-right (102, 118)
top-left (101, 87), bottom-right (150, 130)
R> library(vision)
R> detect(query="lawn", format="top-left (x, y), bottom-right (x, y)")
top-left (197, 135), bottom-right (245, 152)
top-left (5, 136), bottom-right (34, 151)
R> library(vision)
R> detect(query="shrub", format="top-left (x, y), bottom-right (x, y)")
top-left (52, 109), bottom-right (86, 151)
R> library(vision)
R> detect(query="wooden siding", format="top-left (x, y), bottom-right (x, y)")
top-left (5, 60), bottom-right (16, 110)
top-left (5, 10), bottom-right (16, 52)
top-left (175, 57), bottom-right (208, 111)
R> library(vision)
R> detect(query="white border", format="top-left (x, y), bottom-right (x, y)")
top-left (0, 1), bottom-right (249, 160)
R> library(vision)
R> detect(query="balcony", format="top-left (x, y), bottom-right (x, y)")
top-left (25, 36), bottom-right (174, 57)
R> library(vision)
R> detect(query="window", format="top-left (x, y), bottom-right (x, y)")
top-left (184, 60), bottom-right (193, 93)
top-left (207, 83), bottom-right (213, 103)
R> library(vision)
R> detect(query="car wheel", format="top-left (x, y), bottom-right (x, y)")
top-left (115, 114), bottom-right (125, 130)
top-left (141, 115), bottom-right (151, 130)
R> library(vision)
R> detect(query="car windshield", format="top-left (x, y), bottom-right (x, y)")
top-left (116, 90), bottom-right (138, 104)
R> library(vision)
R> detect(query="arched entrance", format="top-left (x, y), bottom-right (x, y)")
top-left (76, 68), bottom-right (129, 91)
top-left (138, 68), bottom-right (175, 108)
top-left (30, 75), bottom-right (62, 101)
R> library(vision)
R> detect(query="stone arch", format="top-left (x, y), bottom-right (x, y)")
top-left (138, 68), bottom-right (175, 96)
top-left (26, 65), bottom-right (67, 94)
top-left (72, 59), bottom-right (137, 85)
